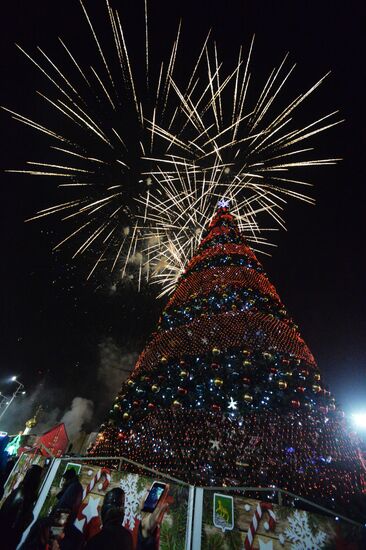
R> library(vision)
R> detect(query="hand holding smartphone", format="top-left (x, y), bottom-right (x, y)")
top-left (141, 481), bottom-right (167, 513)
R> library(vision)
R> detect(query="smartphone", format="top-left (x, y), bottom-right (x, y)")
top-left (141, 481), bottom-right (167, 513)
top-left (50, 510), bottom-right (70, 539)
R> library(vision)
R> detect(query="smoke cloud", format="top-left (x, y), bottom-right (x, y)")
top-left (0, 338), bottom-right (138, 438)
top-left (98, 337), bottom-right (138, 398)
top-left (61, 397), bottom-right (93, 439)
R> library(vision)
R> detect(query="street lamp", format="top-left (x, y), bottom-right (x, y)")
top-left (0, 377), bottom-right (25, 422)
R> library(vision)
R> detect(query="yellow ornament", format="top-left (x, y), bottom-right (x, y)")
top-left (244, 393), bottom-right (253, 403)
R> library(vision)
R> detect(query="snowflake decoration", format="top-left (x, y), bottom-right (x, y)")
top-left (120, 473), bottom-right (146, 531)
top-left (284, 510), bottom-right (327, 550)
top-left (228, 397), bottom-right (238, 410)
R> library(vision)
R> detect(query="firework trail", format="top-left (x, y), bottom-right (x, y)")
top-left (2, 0), bottom-right (342, 294)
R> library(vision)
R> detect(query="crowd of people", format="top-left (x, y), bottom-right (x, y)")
top-left (0, 463), bottom-right (166, 550)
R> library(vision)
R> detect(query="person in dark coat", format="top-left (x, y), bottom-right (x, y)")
top-left (86, 487), bottom-right (167, 550)
top-left (52, 468), bottom-right (83, 523)
top-left (51, 468), bottom-right (83, 550)
top-left (85, 488), bottom-right (133, 550)
top-left (19, 516), bottom-right (60, 550)
top-left (0, 464), bottom-right (43, 550)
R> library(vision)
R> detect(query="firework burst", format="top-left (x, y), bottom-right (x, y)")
top-left (3, 0), bottom-right (342, 294)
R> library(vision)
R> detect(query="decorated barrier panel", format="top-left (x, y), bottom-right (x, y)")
top-left (10, 455), bottom-right (364, 549)
top-left (201, 490), bottom-right (364, 549)
top-left (31, 457), bottom-right (193, 549)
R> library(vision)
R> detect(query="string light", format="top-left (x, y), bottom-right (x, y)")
top-left (90, 206), bottom-right (365, 519)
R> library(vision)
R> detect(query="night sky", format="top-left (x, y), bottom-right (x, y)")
top-left (0, 0), bottom-right (365, 434)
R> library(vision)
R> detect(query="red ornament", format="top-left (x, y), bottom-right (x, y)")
top-left (147, 402), bottom-right (155, 410)
top-left (291, 399), bottom-right (301, 409)
top-left (177, 387), bottom-right (188, 395)
top-left (211, 404), bottom-right (221, 412)
top-left (211, 362), bottom-right (220, 370)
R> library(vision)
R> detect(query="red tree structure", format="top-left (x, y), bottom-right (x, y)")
top-left (91, 205), bottom-right (365, 514)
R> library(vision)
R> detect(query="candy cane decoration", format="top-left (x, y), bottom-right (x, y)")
top-left (244, 502), bottom-right (276, 550)
top-left (82, 467), bottom-right (111, 500)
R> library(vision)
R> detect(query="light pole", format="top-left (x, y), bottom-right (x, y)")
top-left (0, 377), bottom-right (26, 422)
top-left (0, 392), bottom-right (9, 413)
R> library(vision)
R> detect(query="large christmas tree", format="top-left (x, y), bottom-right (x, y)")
top-left (91, 204), bottom-right (364, 513)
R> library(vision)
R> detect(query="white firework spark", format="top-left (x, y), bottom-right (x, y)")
top-left (2, 1), bottom-right (342, 296)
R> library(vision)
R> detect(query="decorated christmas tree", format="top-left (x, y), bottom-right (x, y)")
top-left (90, 203), bottom-right (365, 513)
